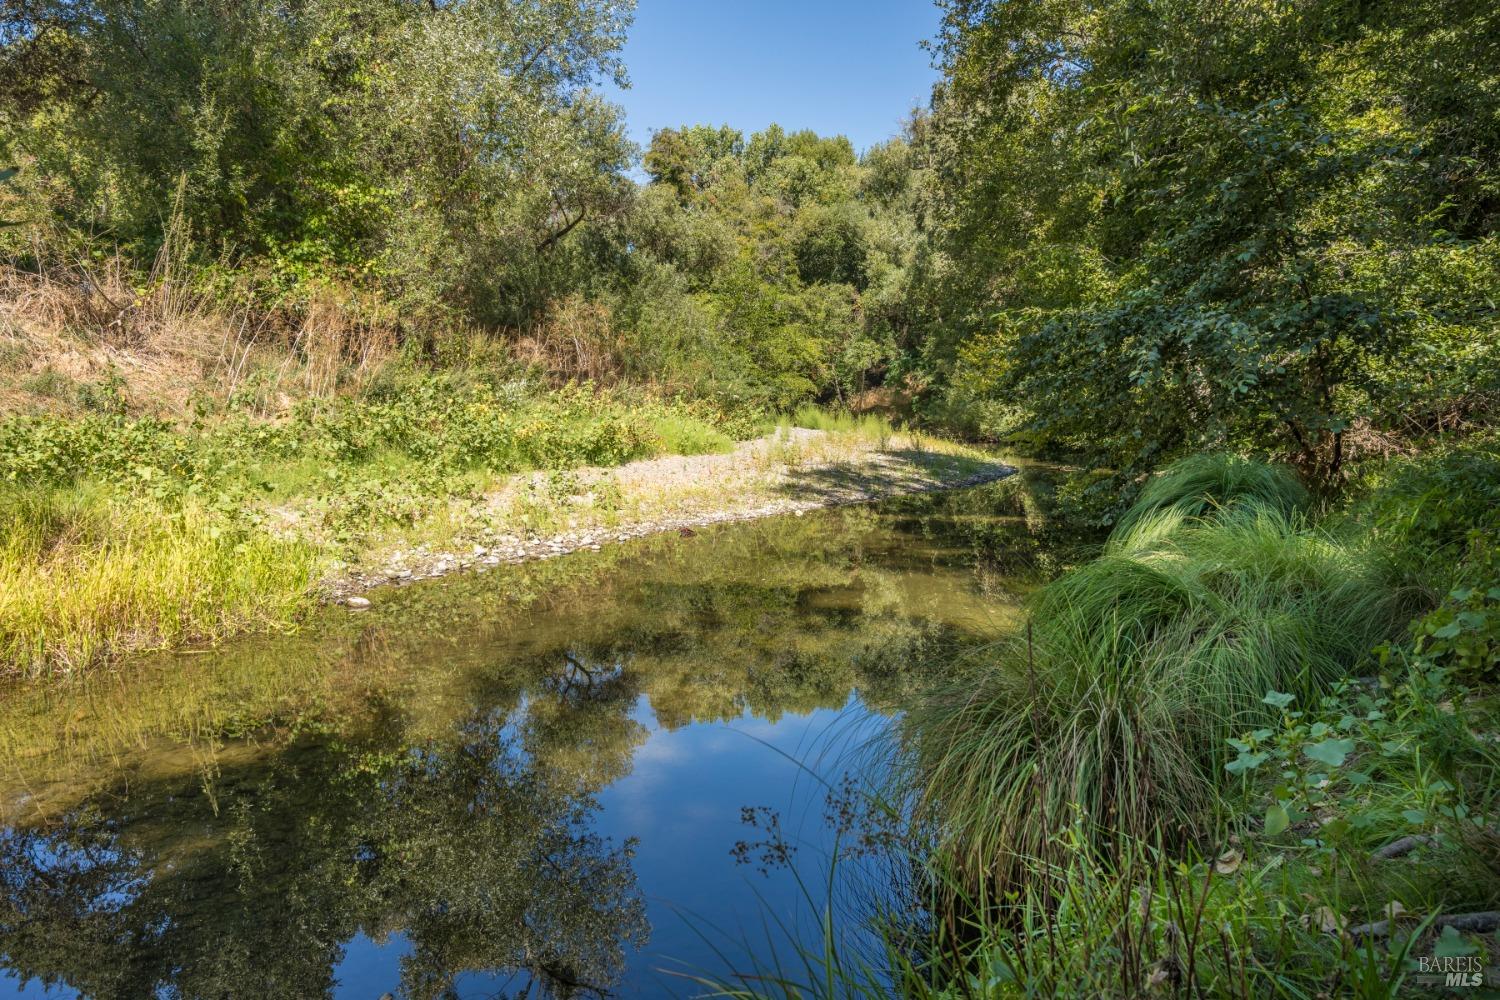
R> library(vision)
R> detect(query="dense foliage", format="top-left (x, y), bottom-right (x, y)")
top-left (1, 0), bottom-right (635, 323)
top-left (0, 0), bottom-right (939, 414)
top-left (921, 0), bottom-right (1500, 485)
top-left (4, 1), bottom-right (1493, 462)
top-left (622, 124), bottom-right (927, 408)
top-left (2, 2), bottom-right (1498, 987)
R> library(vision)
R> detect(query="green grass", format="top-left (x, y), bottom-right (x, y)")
top-left (698, 829), bottom-right (1456, 999)
top-left (899, 459), bottom-right (1399, 896)
top-left (0, 378), bottom-right (696, 675)
top-left (0, 385), bottom-right (962, 675)
top-left (0, 484), bottom-right (319, 676)
top-left (781, 404), bottom-right (896, 444)
top-left (1114, 451), bottom-right (1311, 537)
top-left (644, 407), bottom-right (735, 456)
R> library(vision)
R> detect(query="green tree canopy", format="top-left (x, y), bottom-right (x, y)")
top-left (921, 0), bottom-right (1500, 485)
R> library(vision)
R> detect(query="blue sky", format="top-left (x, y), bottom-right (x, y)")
top-left (604, 0), bottom-right (942, 157)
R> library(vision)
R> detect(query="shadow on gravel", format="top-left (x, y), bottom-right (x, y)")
top-left (774, 450), bottom-right (1013, 505)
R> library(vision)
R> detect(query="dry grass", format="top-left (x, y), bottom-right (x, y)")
top-left (0, 213), bottom-right (399, 417)
top-left (511, 294), bottom-right (623, 385)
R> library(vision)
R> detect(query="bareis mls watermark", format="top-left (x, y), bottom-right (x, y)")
top-left (1411, 956), bottom-right (1491, 989)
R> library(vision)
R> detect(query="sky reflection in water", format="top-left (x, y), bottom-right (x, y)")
top-left (0, 481), bottom-right (1054, 998)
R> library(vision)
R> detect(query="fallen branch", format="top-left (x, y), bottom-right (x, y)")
top-left (1349, 911), bottom-right (1500, 939)
top-left (1369, 834), bottom-right (1433, 861)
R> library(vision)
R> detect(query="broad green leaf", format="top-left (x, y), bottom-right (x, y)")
top-left (1304, 739), bottom-right (1355, 768)
top-left (1264, 802), bottom-right (1290, 836)
top-left (1225, 751), bottom-right (1268, 774)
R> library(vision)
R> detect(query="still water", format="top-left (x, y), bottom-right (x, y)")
top-left (0, 482), bottom-right (1054, 998)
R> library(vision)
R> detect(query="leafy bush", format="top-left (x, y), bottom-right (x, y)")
top-left (0, 415), bottom-right (208, 490)
top-left (1353, 438), bottom-right (1500, 595)
top-left (1410, 585), bottom-right (1500, 683)
top-left (1226, 672), bottom-right (1497, 867)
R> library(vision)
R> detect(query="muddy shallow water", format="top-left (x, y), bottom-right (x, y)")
top-left (0, 480), bottom-right (1056, 998)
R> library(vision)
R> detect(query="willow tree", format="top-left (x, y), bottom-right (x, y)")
top-left (0, 0), bottom-right (637, 325)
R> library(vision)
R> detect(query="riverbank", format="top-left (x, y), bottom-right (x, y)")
top-left (0, 399), bottom-right (1004, 676)
top-left (706, 443), bottom-right (1500, 999)
top-left (324, 427), bottom-right (1010, 600)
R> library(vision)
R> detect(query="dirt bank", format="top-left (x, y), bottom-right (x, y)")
top-left (328, 428), bottom-right (1012, 602)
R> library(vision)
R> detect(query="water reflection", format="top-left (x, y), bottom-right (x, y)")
top-left (0, 480), bottom-right (1062, 998)
top-left (1, 718), bottom-right (645, 999)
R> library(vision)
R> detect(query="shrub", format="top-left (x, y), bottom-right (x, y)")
top-left (1352, 437), bottom-right (1500, 595)
top-left (0, 415), bottom-right (206, 489)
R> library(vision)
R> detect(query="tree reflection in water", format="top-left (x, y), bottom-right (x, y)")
top-left (0, 712), bottom-right (647, 999)
top-left (0, 481), bottom-right (1066, 998)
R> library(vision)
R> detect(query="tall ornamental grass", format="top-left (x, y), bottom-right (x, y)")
top-left (901, 456), bottom-right (1400, 894)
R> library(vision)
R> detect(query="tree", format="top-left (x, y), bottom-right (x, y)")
top-left (0, 0), bottom-right (638, 325)
top-left (921, 0), bottom-right (1500, 486)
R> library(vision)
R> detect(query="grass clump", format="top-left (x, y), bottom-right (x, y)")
top-left (0, 485), bottom-right (318, 676)
top-left (1114, 452), bottom-right (1311, 537)
top-left (781, 404), bottom-right (895, 444)
top-left (902, 457), bottom-right (1397, 894)
top-left (643, 405), bottom-right (735, 456)
top-left (703, 649), bottom-right (1500, 999)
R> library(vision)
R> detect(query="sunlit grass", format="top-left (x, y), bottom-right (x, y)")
top-left (900, 459), bottom-right (1401, 894)
top-left (0, 391), bottom-right (996, 675)
top-left (646, 409), bottom-right (735, 456)
top-left (0, 485), bottom-right (320, 677)
top-left (781, 404), bottom-right (896, 444)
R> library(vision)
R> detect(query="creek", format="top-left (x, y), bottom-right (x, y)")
top-left (0, 481), bottom-right (1058, 999)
